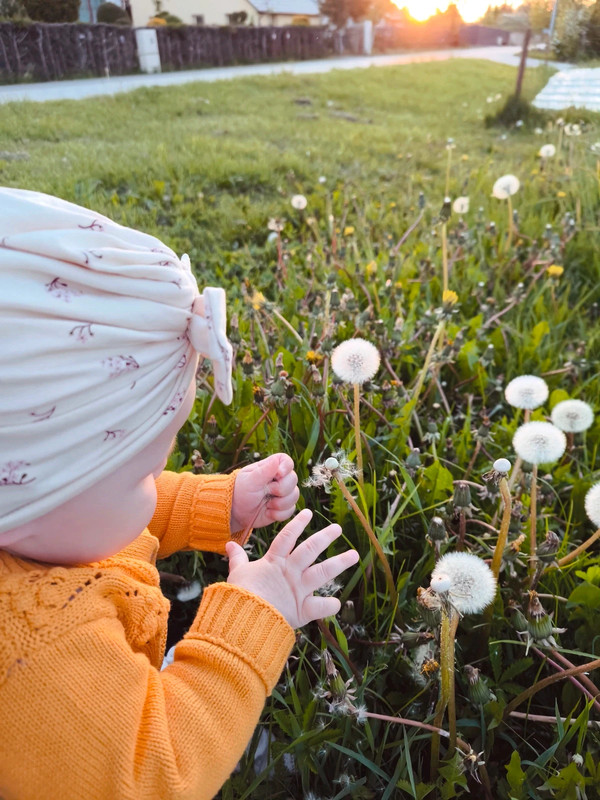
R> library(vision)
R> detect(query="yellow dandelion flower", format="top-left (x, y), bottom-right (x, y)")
top-left (443, 290), bottom-right (459, 306)
top-left (343, 226), bottom-right (355, 236)
top-left (394, 280), bottom-right (403, 289)
top-left (250, 290), bottom-right (266, 310)
top-left (556, 191), bottom-right (567, 198)
top-left (397, 154), bottom-right (404, 159)
top-left (461, 154), bottom-right (469, 161)
top-left (547, 264), bottom-right (564, 278)
top-left (306, 350), bottom-right (324, 365)
top-left (389, 201), bottom-right (397, 208)
top-left (366, 260), bottom-right (377, 277)
top-left (530, 169), bottom-right (539, 176)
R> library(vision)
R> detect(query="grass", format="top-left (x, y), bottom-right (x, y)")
top-left (3, 59), bottom-right (600, 798)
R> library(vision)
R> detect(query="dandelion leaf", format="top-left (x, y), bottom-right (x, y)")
top-left (506, 750), bottom-right (527, 799)
top-left (421, 462), bottom-right (454, 506)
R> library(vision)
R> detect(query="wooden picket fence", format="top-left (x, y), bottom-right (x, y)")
top-left (0, 22), bottom-right (138, 82)
top-left (0, 22), bottom-right (335, 83)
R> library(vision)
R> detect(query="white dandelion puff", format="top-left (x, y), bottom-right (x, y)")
top-left (493, 458), bottom-right (511, 474)
top-left (539, 144), bottom-right (556, 158)
top-left (331, 338), bottom-right (380, 385)
top-left (591, 142), bottom-right (600, 155)
top-left (513, 421), bottom-right (567, 465)
top-left (584, 483), bottom-right (600, 528)
top-left (176, 580), bottom-right (201, 602)
top-left (492, 174), bottom-right (520, 199)
top-left (504, 375), bottom-right (549, 410)
top-left (551, 399), bottom-right (594, 433)
top-left (291, 194), bottom-right (308, 210)
top-left (430, 552), bottom-right (496, 614)
top-left (452, 196), bottom-right (470, 214)
top-left (564, 123), bottom-right (581, 137)
top-left (304, 450), bottom-right (358, 492)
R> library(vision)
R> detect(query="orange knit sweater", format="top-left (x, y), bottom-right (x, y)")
top-left (0, 470), bottom-right (295, 800)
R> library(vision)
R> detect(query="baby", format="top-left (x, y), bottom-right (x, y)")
top-left (0, 188), bottom-right (359, 800)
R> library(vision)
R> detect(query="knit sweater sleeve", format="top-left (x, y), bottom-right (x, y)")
top-left (0, 581), bottom-right (295, 800)
top-left (149, 470), bottom-right (246, 559)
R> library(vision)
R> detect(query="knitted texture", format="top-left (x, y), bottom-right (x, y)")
top-left (0, 471), bottom-right (295, 800)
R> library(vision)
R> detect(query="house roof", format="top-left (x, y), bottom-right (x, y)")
top-left (248, 0), bottom-right (321, 16)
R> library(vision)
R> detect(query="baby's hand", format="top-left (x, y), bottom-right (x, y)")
top-left (226, 509), bottom-right (359, 629)
top-left (230, 453), bottom-right (299, 535)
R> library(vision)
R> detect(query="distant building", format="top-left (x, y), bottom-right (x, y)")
top-left (128, 0), bottom-right (323, 27)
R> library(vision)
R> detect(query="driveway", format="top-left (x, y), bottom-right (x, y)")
top-left (0, 46), bottom-right (570, 105)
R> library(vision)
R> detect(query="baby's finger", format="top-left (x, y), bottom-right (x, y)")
top-left (267, 470), bottom-right (298, 498)
top-left (267, 508), bottom-right (313, 558)
top-left (266, 503), bottom-right (298, 523)
top-left (303, 550), bottom-right (360, 594)
top-left (289, 524), bottom-right (342, 571)
top-left (273, 453), bottom-right (295, 480)
top-left (301, 595), bottom-right (342, 624)
top-left (267, 485), bottom-right (300, 510)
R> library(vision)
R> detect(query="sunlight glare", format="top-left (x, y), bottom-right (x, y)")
top-left (396, 1), bottom-right (521, 24)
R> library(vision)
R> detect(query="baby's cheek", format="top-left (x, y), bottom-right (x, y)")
top-left (122, 475), bottom-right (159, 537)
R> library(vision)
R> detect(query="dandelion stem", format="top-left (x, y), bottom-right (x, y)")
top-left (509, 711), bottom-right (600, 727)
top-left (431, 606), bottom-right (459, 772)
top-left (410, 320), bottom-right (445, 411)
top-left (507, 194), bottom-right (513, 250)
top-left (504, 657), bottom-right (600, 717)
top-left (441, 223), bottom-right (449, 293)
top-left (353, 383), bottom-right (364, 488)
top-left (491, 477), bottom-right (512, 581)
top-left (233, 406), bottom-right (273, 465)
top-left (529, 463), bottom-right (538, 578)
top-left (445, 147), bottom-right (452, 196)
top-left (270, 307), bottom-right (303, 344)
top-left (557, 527), bottom-right (600, 566)
top-left (360, 711), bottom-right (474, 754)
top-left (335, 477), bottom-right (397, 606)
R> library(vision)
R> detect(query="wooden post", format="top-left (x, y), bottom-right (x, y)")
top-left (515, 27), bottom-right (532, 100)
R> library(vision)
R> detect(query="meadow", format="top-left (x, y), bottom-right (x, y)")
top-left (2, 59), bottom-right (600, 798)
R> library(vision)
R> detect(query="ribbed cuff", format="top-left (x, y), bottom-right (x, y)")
top-left (186, 583), bottom-right (295, 694)
top-left (188, 472), bottom-right (238, 553)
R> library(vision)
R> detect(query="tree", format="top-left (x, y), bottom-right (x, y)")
top-left (97, 1), bottom-right (130, 24)
top-left (319, 0), bottom-right (371, 28)
top-left (588, 0), bottom-right (600, 54)
top-left (520, 0), bottom-right (553, 32)
top-left (22, 0), bottom-right (80, 22)
top-left (0, 0), bottom-right (27, 19)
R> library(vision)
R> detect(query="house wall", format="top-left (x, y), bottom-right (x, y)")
top-left (129, 1), bottom-right (321, 26)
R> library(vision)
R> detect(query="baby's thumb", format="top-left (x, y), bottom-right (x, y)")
top-left (225, 540), bottom-right (249, 572)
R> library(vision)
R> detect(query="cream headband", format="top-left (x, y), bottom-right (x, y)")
top-left (0, 187), bottom-right (233, 540)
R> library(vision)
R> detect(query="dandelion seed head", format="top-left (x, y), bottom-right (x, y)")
top-left (539, 144), bottom-right (556, 158)
top-left (492, 174), bottom-right (520, 199)
top-left (324, 456), bottom-right (340, 470)
top-left (304, 450), bottom-right (358, 492)
top-left (584, 483), bottom-right (600, 528)
top-left (493, 458), bottom-right (511, 474)
top-left (431, 574), bottom-right (452, 593)
top-left (176, 580), bottom-right (201, 602)
top-left (551, 399), bottom-right (594, 433)
top-left (291, 194), bottom-right (307, 210)
top-left (504, 374), bottom-right (549, 410)
top-left (452, 196), bottom-right (470, 214)
top-left (430, 552), bottom-right (496, 614)
top-left (331, 338), bottom-right (380, 385)
top-left (512, 421), bottom-right (567, 465)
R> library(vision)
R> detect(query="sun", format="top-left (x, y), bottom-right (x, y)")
top-left (395, 1), bottom-right (521, 24)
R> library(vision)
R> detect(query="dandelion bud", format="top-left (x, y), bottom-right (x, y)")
top-left (464, 665), bottom-right (493, 705)
top-left (439, 197), bottom-right (452, 223)
top-left (418, 191), bottom-right (426, 209)
top-left (453, 481), bottom-right (472, 509)
top-left (340, 600), bottom-right (356, 625)
top-left (405, 448), bottom-right (421, 469)
top-left (510, 604), bottom-right (528, 632)
top-left (537, 531), bottom-right (561, 565)
top-left (527, 592), bottom-right (554, 640)
top-left (428, 516), bottom-right (447, 542)
top-left (330, 288), bottom-right (340, 309)
top-left (416, 586), bottom-right (441, 628)
top-left (241, 351), bottom-right (255, 376)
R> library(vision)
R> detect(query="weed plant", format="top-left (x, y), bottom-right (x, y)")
top-left (2, 60), bottom-right (600, 798)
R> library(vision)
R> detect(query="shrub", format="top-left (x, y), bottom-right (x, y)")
top-left (552, 4), bottom-right (591, 61)
top-left (97, 1), bottom-right (131, 25)
top-left (22, 0), bottom-right (79, 22)
top-left (154, 9), bottom-right (183, 24)
top-left (0, 0), bottom-right (27, 19)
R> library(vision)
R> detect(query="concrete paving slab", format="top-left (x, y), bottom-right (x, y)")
top-left (533, 67), bottom-right (600, 111)
top-left (0, 47), bottom-right (570, 105)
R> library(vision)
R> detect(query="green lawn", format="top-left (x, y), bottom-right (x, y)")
top-left (3, 60), bottom-right (600, 798)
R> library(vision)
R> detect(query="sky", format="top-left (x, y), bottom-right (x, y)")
top-left (395, 1), bottom-right (522, 23)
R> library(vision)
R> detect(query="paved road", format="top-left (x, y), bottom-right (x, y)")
top-left (0, 46), bottom-right (570, 105)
